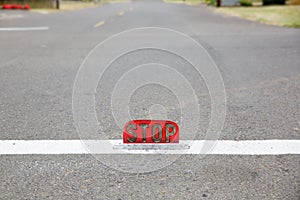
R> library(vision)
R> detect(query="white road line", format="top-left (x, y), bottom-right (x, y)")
top-left (0, 27), bottom-right (49, 31)
top-left (0, 13), bottom-right (24, 20)
top-left (0, 140), bottom-right (299, 155)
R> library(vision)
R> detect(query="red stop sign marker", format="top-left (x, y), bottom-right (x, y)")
top-left (123, 120), bottom-right (179, 143)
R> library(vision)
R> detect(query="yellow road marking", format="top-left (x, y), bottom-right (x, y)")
top-left (94, 20), bottom-right (105, 28)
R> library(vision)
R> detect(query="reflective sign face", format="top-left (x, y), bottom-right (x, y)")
top-left (123, 120), bottom-right (179, 143)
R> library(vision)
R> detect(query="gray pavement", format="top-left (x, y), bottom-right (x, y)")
top-left (0, 0), bottom-right (299, 199)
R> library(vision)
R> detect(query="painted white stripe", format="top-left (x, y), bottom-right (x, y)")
top-left (0, 140), bottom-right (299, 155)
top-left (0, 27), bottom-right (49, 31)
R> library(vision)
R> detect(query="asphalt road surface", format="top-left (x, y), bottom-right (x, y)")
top-left (0, 0), bottom-right (299, 199)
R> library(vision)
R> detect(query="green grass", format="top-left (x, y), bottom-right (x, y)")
top-left (164, 0), bottom-right (205, 5)
top-left (216, 5), bottom-right (300, 28)
top-left (102, 0), bottom-right (131, 3)
top-left (30, 0), bottom-right (130, 12)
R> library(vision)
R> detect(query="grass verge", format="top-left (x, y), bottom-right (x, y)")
top-left (31, 0), bottom-right (130, 14)
top-left (215, 5), bottom-right (300, 28)
top-left (59, 1), bottom-right (100, 10)
top-left (31, 1), bottom-right (101, 13)
top-left (164, 0), bottom-right (205, 5)
top-left (102, 0), bottom-right (131, 3)
top-left (31, 0), bottom-right (130, 13)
